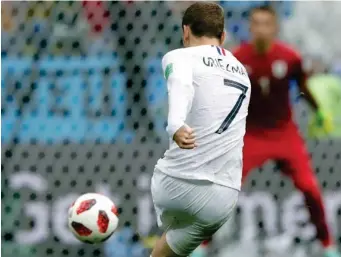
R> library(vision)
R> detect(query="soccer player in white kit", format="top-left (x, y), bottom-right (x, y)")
top-left (150, 3), bottom-right (251, 257)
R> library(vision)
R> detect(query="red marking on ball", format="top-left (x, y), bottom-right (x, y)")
top-left (97, 210), bottom-right (109, 233)
top-left (76, 199), bottom-right (96, 215)
top-left (111, 205), bottom-right (118, 216)
top-left (71, 222), bottom-right (92, 236)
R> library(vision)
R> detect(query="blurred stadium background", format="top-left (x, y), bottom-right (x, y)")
top-left (1, 1), bottom-right (341, 257)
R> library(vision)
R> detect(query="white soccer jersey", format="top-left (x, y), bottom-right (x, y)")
top-left (155, 45), bottom-right (251, 190)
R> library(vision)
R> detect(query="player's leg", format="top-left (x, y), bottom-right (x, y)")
top-left (151, 217), bottom-right (226, 257)
top-left (150, 170), bottom-right (188, 257)
top-left (151, 214), bottom-right (212, 257)
top-left (279, 158), bottom-right (333, 244)
top-left (151, 170), bottom-right (238, 257)
top-left (190, 131), bottom-right (272, 257)
top-left (151, 231), bottom-right (183, 257)
top-left (278, 127), bottom-right (340, 256)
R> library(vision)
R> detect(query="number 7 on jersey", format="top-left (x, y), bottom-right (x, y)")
top-left (216, 79), bottom-right (249, 134)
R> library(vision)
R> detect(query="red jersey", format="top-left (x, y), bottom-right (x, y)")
top-left (233, 41), bottom-right (305, 130)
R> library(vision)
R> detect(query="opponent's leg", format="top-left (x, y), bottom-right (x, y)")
top-left (279, 159), bottom-right (332, 243)
top-left (278, 129), bottom-right (340, 257)
top-left (241, 131), bottom-right (273, 181)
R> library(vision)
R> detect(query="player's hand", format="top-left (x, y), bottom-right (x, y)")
top-left (308, 109), bottom-right (334, 137)
top-left (315, 109), bottom-right (333, 132)
top-left (173, 125), bottom-right (197, 149)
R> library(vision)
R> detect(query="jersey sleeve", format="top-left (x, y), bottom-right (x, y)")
top-left (291, 49), bottom-right (319, 110)
top-left (291, 51), bottom-right (307, 87)
top-left (162, 50), bottom-right (194, 139)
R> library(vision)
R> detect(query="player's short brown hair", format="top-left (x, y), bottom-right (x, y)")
top-left (182, 2), bottom-right (224, 39)
top-left (250, 5), bottom-right (277, 18)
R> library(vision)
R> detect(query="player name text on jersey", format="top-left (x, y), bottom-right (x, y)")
top-left (203, 57), bottom-right (248, 77)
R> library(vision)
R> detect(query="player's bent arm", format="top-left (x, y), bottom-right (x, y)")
top-left (299, 77), bottom-right (319, 111)
top-left (167, 77), bottom-right (195, 139)
top-left (162, 51), bottom-right (194, 139)
top-left (292, 53), bottom-right (334, 131)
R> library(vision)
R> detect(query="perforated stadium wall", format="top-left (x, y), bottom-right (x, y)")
top-left (1, 2), bottom-right (340, 257)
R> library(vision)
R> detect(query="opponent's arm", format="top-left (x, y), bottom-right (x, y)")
top-left (294, 57), bottom-right (319, 110)
top-left (294, 55), bottom-right (333, 131)
top-left (162, 52), bottom-right (196, 149)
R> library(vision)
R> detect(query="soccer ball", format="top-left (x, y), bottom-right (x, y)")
top-left (68, 193), bottom-right (119, 244)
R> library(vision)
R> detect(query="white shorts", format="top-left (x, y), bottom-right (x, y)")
top-left (151, 170), bottom-right (239, 256)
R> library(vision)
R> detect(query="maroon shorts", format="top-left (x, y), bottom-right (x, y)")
top-left (242, 122), bottom-right (317, 189)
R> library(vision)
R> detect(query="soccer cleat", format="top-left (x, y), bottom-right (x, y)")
top-left (323, 247), bottom-right (341, 257)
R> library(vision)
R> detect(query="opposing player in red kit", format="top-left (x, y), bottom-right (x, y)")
top-left (191, 5), bottom-right (340, 257)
